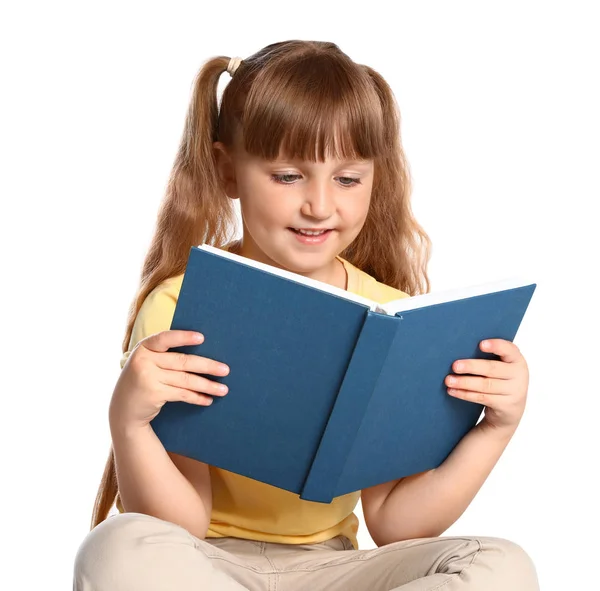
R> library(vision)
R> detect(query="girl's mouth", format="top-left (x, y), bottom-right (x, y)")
top-left (288, 228), bottom-right (333, 244)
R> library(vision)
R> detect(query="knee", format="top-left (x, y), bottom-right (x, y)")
top-left (73, 513), bottom-right (193, 588)
top-left (490, 537), bottom-right (536, 569)
top-left (481, 537), bottom-right (539, 587)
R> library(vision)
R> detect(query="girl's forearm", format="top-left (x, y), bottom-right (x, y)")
top-left (110, 418), bottom-right (212, 539)
top-left (367, 421), bottom-right (515, 545)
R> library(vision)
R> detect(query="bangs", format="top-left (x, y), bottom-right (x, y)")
top-left (240, 54), bottom-right (386, 163)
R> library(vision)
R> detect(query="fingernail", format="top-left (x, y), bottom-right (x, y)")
top-left (194, 333), bottom-right (204, 342)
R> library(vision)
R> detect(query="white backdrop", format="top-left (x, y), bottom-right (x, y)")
top-left (1, 1), bottom-right (598, 590)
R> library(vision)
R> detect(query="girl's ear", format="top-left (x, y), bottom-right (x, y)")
top-left (213, 141), bottom-right (239, 199)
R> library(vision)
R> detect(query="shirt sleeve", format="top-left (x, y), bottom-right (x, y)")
top-left (119, 275), bottom-right (183, 369)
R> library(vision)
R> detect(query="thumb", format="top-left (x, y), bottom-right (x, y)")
top-left (141, 329), bottom-right (204, 353)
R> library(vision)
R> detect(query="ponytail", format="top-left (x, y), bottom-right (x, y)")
top-left (91, 55), bottom-right (237, 529)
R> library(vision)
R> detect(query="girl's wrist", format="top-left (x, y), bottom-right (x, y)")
top-left (109, 413), bottom-right (152, 442)
top-left (476, 418), bottom-right (518, 443)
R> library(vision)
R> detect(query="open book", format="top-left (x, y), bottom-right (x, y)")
top-left (150, 244), bottom-right (536, 503)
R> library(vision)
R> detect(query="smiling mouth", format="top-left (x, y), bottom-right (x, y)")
top-left (289, 228), bottom-right (332, 236)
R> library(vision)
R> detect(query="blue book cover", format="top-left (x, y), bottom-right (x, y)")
top-left (150, 245), bottom-right (536, 503)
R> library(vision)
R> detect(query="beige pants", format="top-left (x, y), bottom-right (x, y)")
top-left (73, 513), bottom-right (539, 590)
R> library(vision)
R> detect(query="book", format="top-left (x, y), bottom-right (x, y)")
top-left (149, 244), bottom-right (536, 503)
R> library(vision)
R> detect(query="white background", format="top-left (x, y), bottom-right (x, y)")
top-left (1, 1), bottom-right (598, 589)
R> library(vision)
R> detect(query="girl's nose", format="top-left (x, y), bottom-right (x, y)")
top-left (300, 183), bottom-right (335, 220)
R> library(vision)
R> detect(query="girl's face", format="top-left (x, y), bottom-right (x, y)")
top-left (214, 142), bottom-right (374, 288)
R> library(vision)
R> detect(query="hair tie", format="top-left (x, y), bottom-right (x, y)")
top-left (227, 57), bottom-right (243, 77)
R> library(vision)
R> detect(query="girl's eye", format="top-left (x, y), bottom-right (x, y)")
top-left (271, 174), bottom-right (301, 184)
top-left (338, 176), bottom-right (361, 187)
top-left (271, 174), bottom-right (361, 187)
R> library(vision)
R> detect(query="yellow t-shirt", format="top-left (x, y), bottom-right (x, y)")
top-left (116, 255), bottom-right (409, 549)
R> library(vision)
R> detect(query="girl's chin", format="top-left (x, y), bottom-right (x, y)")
top-left (243, 232), bottom-right (345, 272)
top-left (275, 250), bottom-right (341, 276)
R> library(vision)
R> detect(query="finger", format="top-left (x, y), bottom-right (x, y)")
top-left (158, 350), bottom-right (230, 377)
top-left (446, 374), bottom-right (506, 395)
top-left (159, 368), bottom-right (229, 398)
top-left (142, 330), bottom-right (205, 353)
top-left (163, 385), bottom-right (216, 407)
top-left (451, 358), bottom-right (512, 379)
top-left (479, 339), bottom-right (523, 363)
top-left (447, 388), bottom-right (500, 406)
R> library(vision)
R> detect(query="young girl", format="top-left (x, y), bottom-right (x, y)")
top-left (74, 40), bottom-right (539, 590)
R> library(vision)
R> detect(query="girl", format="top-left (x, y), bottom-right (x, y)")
top-left (74, 40), bottom-right (539, 590)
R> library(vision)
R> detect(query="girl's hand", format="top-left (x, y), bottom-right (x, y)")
top-left (445, 339), bottom-right (529, 436)
top-left (109, 330), bottom-right (230, 431)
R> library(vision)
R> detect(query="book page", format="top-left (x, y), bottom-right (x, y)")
top-left (198, 244), bottom-right (380, 311)
top-left (380, 276), bottom-right (536, 316)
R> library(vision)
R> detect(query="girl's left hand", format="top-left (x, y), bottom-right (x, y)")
top-left (445, 339), bottom-right (529, 435)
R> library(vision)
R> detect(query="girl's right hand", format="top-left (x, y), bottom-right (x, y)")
top-left (109, 330), bottom-right (230, 431)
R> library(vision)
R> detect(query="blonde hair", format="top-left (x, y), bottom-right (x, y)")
top-left (91, 40), bottom-right (432, 529)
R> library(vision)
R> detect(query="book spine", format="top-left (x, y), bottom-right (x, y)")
top-left (299, 311), bottom-right (399, 503)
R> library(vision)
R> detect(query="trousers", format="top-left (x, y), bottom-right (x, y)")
top-left (73, 512), bottom-right (539, 590)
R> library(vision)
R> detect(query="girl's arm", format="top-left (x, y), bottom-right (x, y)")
top-left (362, 421), bottom-right (513, 545)
top-left (111, 419), bottom-right (212, 540)
top-left (362, 338), bottom-right (529, 546)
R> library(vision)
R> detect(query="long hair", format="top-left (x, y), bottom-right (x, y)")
top-left (91, 40), bottom-right (432, 530)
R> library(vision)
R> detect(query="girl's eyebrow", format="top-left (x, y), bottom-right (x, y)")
top-left (338, 159), bottom-right (372, 165)
top-left (270, 158), bottom-right (372, 168)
